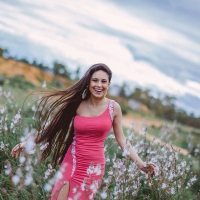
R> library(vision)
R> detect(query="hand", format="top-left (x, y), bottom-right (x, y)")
top-left (11, 141), bottom-right (26, 158)
top-left (140, 161), bottom-right (156, 176)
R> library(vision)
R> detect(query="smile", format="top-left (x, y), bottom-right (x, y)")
top-left (94, 88), bottom-right (103, 92)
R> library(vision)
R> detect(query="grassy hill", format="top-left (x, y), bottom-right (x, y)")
top-left (0, 57), bottom-right (71, 87)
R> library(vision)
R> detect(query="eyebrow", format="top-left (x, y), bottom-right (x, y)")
top-left (92, 78), bottom-right (108, 81)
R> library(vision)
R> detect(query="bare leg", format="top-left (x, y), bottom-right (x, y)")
top-left (57, 181), bottom-right (70, 200)
top-left (51, 160), bottom-right (72, 200)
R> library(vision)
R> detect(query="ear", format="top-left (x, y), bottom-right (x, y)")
top-left (108, 82), bottom-right (111, 86)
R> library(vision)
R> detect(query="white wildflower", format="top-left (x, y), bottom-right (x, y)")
top-left (162, 183), bottom-right (167, 189)
top-left (108, 134), bottom-right (115, 139)
top-left (24, 175), bottom-right (33, 185)
top-left (25, 137), bottom-right (35, 154)
top-left (42, 81), bottom-right (46, 88)
top-left (108, 170), bottom-right (113, 175)
top-left (0, 106), bottom-right (6, 114)
top-left (40, 142), bottom-right (49, 150)
top-left (13, 109), bottom-right (21, 124)
top-left (190, 176), bottom-right (197, 183)
top-left (122, 145), bottom-right (130, 156)
top-left (90, 180), bottom-right (99, 194)
top-left (19, 156), bottom-right (26, 164)
top-left (94, 163), bottom-right (101, 175)
top-left (44, 183), bottom-right (52, 191)
top-left (89, 193), bottom-right (94, 200)
top-left (171, 187), bottom-right (175, 194)
top-left (12, 175), bottom-right (20, 185)
top-left (100, 188), bottom-right (107, 199)
top-left (0, 141), bottom-right (5, 150)
top-left (55, 171), bottom-right (63, 181)
top-left (5, 167), bottom-right (12, 175)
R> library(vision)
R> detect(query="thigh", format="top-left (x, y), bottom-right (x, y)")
top-left (57, 181), bottom-right (70, 200)
top-left (50, 161), bottom-right (72, 200)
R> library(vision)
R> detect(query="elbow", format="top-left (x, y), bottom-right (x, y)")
top-left (116, 136), bottom-right (127, 149)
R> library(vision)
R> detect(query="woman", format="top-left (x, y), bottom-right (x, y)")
top-left (11, 63), bottom-right (156, 200)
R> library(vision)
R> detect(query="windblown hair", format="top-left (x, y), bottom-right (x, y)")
top-left (35, 63), bottom-right (112, 167)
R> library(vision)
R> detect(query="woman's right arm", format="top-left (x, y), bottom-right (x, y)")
top-left (11, 134), bottom-right (41, 158)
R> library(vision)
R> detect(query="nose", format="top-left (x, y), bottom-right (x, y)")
top-left (96, 81), bottom-right (102, 87)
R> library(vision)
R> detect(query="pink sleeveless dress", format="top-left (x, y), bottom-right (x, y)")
top-left (51, 100), bottom-right (115, 200)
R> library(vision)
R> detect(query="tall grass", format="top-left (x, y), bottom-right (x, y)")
top-left (0, 86), bottom-right (199, 200)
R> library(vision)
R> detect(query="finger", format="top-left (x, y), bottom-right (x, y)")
top-left (11, 148), bottom-right (18, 157)
top-left (14, 151), bottom-right (17, 158)
top-left (12, 146), bottom-right (19, 154)
top-left (151, 166), bottom-right (156, 176)
top-left (13, 144), bottom-right (20, 150)
top-left (11, 148), bottom-right (15, 155)
top-left (11, 148), bottom-right (17, 157)
top-left (11, 151), bottom-right (15, 157)
top-left (15, 149), bottom-right (20, 158)
top-left (147, 166), bottom-right (155, 176)
top-left (148, 162), bottom-right (156, 167)
top-left (149, 165), bottom-right (156, 175)
top-left (19, 152), bottom-right (22, 157)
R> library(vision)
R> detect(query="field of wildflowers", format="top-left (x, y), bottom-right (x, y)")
top-left (0, 86), bottom-right (199, 200)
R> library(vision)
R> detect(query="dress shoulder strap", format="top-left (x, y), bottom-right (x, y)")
top-left (108, 99), bottom-right (115, 122)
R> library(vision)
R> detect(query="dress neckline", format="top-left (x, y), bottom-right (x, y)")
top-left (76, 99), bottom-right (111, 118)
top-left (76, 107), bottom-right (108, 118)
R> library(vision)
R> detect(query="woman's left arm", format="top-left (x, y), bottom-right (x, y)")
top-left (112, 102), bottom-right (156, 175)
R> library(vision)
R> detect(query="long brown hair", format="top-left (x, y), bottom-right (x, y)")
top-left (35, 63), bottom-right (112, 167)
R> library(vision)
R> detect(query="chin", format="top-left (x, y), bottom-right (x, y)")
top-left (92, 93), bottom-right (105, 99)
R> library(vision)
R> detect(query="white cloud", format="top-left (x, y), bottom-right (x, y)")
top-left (0, 0), bottom-right (200, 105)
top-left (186, 80), bottom-right (200, 98)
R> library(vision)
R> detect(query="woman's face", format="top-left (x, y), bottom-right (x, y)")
top-left (89, 70), bottom-right (110, 99)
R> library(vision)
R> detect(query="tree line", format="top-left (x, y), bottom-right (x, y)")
top-left (1, 47), bottom-right (200, 128)
top-left (119, 84), bottom-right (200, 129)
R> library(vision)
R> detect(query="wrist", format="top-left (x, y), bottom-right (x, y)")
top-left (20, 141), bottom-right (27, 147)
top-left (138, 161), bottom-right (145, 169)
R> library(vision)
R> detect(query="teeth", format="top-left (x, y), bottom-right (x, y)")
top-left (95, 89), bottom-right (102, 92)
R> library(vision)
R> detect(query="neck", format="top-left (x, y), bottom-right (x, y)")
top-left (87, 96), bottom-right (106, 106)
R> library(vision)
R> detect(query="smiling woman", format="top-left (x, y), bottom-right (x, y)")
top-left (11, 63), bottom-right (156, 200)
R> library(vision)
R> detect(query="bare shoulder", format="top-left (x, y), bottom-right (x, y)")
top-left (76, 100), bottom-right (87, 114)
top-left (113, 101), bottom-right (122, 116)
top-left (113, 101), bottom-right (120, 110)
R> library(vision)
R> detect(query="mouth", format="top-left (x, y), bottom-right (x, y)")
top-left (94, 88), bottom-right (103, 93)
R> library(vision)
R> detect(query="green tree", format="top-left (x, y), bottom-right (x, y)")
top-left (74, 66), bottom-right (81, 80)
top-left (119, 82), bottom-right (129, 98)
top-left (0, 48), bottom-right (8, 57)
top-left (53, 61), bottom-right (71, 79)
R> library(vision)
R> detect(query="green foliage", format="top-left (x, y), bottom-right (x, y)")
top-left (120, 103), bottom-right (129, 115)
top-left (53, 61), bottom-right (71, 79)
top-left (0, 48), bottom-right (8, 57)
top-left (50, 79), bottom-right (64, 89)
top-left (74, 66), bottom-right (81, 81)
top-left (127, 87), bottom-right (200, 129)
top-left (31, 60), bottom-right (49, 71)
top-left (0, 75), bottom-right (6, 86)
top-left (0, 87), bottom-right (199, 200)
top-left (7, 76), bottom-right (35, 91)
top-left (119, 82), bottom-right (129, 98)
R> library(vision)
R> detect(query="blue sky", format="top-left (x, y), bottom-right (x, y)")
top-left (0, 0), bottom-right (200, 115)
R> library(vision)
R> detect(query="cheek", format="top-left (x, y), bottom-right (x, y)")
top-left (103, 84), bottom-right (109, 90)
top-left (89, 81), bottom-right (95, 87)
